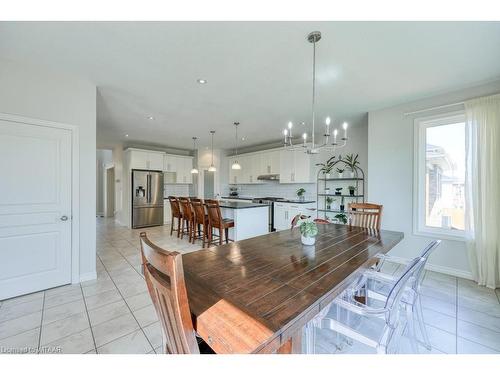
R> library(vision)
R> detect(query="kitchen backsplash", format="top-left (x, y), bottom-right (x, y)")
top-left (222, 181), bottom-right (317, 201)
top-left (164, 184), bottom-right (192, 198)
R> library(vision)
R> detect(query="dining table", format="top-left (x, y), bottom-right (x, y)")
top-left (182, 223), bottom-right (404, 354)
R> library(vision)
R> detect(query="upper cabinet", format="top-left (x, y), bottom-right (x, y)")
top-left (227, 147), bottom-right (313, 184)
top-left (127, 149), bottom-right (165, 171)
top-left (126, 148), bottom-right (193, 184)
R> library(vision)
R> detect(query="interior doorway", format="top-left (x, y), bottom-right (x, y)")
top-left (105, 166), bottom-right (115, 217)
top-left (203, 169), bottom-right (215, 198)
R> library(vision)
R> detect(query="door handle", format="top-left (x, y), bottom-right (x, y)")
top-left (60, 215), bottom-right (69, 221)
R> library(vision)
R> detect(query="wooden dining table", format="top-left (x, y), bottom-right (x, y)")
top-left (182, 223), bottom-right (404, 354)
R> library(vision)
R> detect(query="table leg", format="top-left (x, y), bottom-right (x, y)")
top-left (277, 330), bottom-right (302, 354)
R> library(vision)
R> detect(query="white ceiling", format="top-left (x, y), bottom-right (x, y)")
top-left (1, 21), bottom-right (500, 150)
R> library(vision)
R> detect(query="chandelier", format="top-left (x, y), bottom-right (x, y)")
top-left (282, 31), bottom-right (349, 154)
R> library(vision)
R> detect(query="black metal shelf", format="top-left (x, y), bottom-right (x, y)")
top-left (318, 194), bottom-right (364, 198)
top-left (318, 177), bottom-right (364, 181)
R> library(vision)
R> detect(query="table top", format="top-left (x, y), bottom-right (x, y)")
top-left (183, 223), bottom-right (403, 353)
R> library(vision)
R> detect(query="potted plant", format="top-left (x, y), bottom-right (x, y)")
top-left (336, 167), bottom-right (345, 178)
top-left (348, 185), bottom-right (356, 196)
top-left (326, 196), bottom-right (335, 210)
top-left (316, 156), bottom-right (336, 179)
top-left (296, 187), bottom-right (306, 202)
top-left (324, 187), bottom-right (330, 194)
top-left (335, 187), bottom-right (342, 196)
top-left (291, 215), bottom-right (319, 245)
top-left (334, 213), bottom-right (348, 225)
top-left (340, 197), bottom-right (345, 211)
top-left (345, 153), bottom-right (360, 178)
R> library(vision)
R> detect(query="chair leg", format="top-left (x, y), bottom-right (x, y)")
top-left (219, 228), bottom-right (223, 245)
top-left (406, 304), bottom-right (419, 354)
top-left (225, 228), bottom-right (229, 244)
top-left (177, 217), bottom-right (181, 238)
top-left (170, 215), bottom-right (174, 236)
top-left (180, 219), bottom-right (185, 239)
top-left (415, 295), bottom-right (432, 350)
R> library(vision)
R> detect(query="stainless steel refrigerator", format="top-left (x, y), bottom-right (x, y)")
top-left (131, 169), bottom-right (164, 228)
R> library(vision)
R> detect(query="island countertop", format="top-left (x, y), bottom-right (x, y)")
top-left (218, 200), bottom-right (268, 209)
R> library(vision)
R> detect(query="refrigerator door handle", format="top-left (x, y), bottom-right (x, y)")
top-left (147, 174), bottom-right (151, 203)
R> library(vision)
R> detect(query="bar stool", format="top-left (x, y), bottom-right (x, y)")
top-left (190, 199), bottom-right (209, 247)
top-left (205, 201), bottom-right (234, 245)
top-left (179, 197), bottom-right (195, 242)
top-left (168, 196), bottom-right (182, 237)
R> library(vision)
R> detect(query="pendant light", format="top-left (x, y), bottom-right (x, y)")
top-left (231, 122), bottom-right (242, 170)
top-left (190, 137), bottom-right (199, 174)
top-left (208, 130), bottom-right (217, 172)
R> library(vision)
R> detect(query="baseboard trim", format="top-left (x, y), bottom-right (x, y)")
top-left (386, 255), bottom-right (474, 280)
top-left (79, 271), bottom-right (97, 283)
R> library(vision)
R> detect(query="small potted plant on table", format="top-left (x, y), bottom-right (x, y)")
top-left (296, 187), bottom-right (306, 202)
top-left (348, 185), bottom-right (356, 196)
top-left (291, 215), bottom-right (319, 245)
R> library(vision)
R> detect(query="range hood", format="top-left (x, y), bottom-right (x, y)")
top-left (257, 174), bottom-right (280, 181)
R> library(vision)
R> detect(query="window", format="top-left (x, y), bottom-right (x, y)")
top-left (414, 112), bottom-right (466, 240)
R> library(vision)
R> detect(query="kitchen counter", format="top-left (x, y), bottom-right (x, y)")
top-left (218, 201), bottom-right (267, 209)
top-left (221, 196), bottom-right (253, 201)
top-left (277, 199), bottom-right (316, 204)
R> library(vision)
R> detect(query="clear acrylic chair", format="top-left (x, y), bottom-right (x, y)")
top-left (306, 256), bottom-right (425, 354)
top-left (357, 240), bottom-right (441, 352)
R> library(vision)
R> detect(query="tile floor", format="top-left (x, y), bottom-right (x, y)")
top-left (0, 218), bottom-right (499, 354)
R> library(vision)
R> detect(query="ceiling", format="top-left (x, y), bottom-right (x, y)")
top-left (1, 21), bottom-right (500, 150)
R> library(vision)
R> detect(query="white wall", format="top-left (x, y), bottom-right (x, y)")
top-left (368, 79), bottom-right (500, 278)
top-left (0, 59), bottom-right (97, 282)
top-left (96, 149), bottom-right (112, 216)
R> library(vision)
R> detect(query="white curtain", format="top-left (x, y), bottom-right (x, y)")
top-left (464, 93), bottom-right (500, 289)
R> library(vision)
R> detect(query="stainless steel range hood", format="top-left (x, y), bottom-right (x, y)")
top-left (257, 174), bottom-right (280, 181)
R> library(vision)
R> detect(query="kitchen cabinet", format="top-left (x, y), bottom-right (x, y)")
top-left (279, 149), bottom-right (313, 183)
top-left (228, 156), bottom-right (242, 184)
top-left (127, 149), bottom-right (165, 171)
top-left (260, 150), bottom-right (280, 174)
top-left (163, 154), bottom-right (194, 184)
top-left (274, 201), bottom-right (316, 231)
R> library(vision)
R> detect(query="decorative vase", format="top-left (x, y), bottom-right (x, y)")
top-left (349, 189), bottom-right (355, 196)
top-left (338, 172), bottom-right (343, 178)
top-left (299, 195), bottom-right (305, 202)
top-left (326, 204), bottom-right (331, 210)
top-left (301, 235), bottom-right (316, 246)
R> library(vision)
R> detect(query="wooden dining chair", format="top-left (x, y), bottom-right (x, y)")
top-left (348, 203), bottom-right (383, 230)
top-left (179, 197), bottom-right (195, 241)
top-left (139, 232), bottom-right (214, 354)
top-left (205, 201), bottom-right (234, 245)
top-left (190, 199), bottom-right (209, 247)
top-left (168, 196), bottom-right (182, 237)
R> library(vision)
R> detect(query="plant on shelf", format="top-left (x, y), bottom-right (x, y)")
top-left (316, 156), bottom-right (336, 179)
top-left (340, 196), bottom-right (345, 211)
top-left (326, 196), bottom-right (335, 210)
top-left (336, 167), bottom-right (345, 178)
top-left (291, 214), bottom-right (319, 245)
top-left (335, 187), bottom-right (343, 196)
top-left (296, 187), bottom-right (306, 202)
top-left (345, 153), bottom-right (360, 178)
top-left (348, 185), bottom-right (356, 196)
top-left (334, 213), bottom-right (348, 225)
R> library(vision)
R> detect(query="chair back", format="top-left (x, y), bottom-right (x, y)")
top-left (384, 257), bottom-right (425, 328)
top-left (204, 199), bottom-right (219, 205)
top-left (139, 232), bottom-right (199, 354)
top-left (348, 203), bottom-right (383, 230)
top-left (190, 197), bottom-right (202, 203)
top-left (412, 240), bottom-right (441, 293)
top-left (205, 202), bottom-right (222, 228)
top-left (168, 196), bottom-right (182, 218)
top-left (179, 197), bottom-right (193, 221)
top-left (191, 200), bottom-right (206, 224)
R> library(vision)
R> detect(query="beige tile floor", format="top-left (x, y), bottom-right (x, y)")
top-left (0, 217), bottom-right (499, 354)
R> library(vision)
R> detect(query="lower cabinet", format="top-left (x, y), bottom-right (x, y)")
top-left (164, 199), bottom-right (172, 224)
top-left (274, 202), bottom-right (316, 231)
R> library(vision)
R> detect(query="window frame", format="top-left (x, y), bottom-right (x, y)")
top-left (413, 111), bottom-right (466, 241)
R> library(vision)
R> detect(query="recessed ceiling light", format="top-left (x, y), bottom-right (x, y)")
top-left (241, 137), bottom-right (245, 141)
top-left (197, 79), bottom-right (207, 84)
top-left (125, 134), bottom-right (129, 137)
top-left (147, 116), bottom-right (154, 120)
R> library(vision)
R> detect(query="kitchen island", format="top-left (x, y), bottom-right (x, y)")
top-left (218, 200), bottom-right (269, 241)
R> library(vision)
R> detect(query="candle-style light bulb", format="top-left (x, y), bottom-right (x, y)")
top-left (288, 121), bottom-right (293, 129)
top-left (283, 129), bottom-right (288, 136)
top-left (342, 122), bottom-right (348, 139)
top-left (325, 116), bottom-right (331, 135)
top-left (333, 128), bottom-right (338, 143)
top-left (302, 133), bottom-right (307, 140)
top-left (325, 117), bottom-right (331, 126)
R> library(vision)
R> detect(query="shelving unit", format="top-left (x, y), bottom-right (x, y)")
top-left (316, 158), bottom-right (365, 223)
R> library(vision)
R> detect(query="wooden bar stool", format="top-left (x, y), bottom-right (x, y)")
top-left (179, 197), bottom-right (195, 242)
top-left (190, 199), bottom-right (209, 247)
top-left (168, 196), bottom-right (182, 237)
top-left (347, 203), bottom-right (383, 230)
top-left (139, 232), bottom-right (214, 354)
top-left (205, 201), bottom-right (234, 245)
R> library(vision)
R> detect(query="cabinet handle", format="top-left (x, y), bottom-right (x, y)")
top-left (267, 165), bottom-right (271, 173)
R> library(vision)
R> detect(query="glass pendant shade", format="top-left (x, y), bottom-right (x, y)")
top-left (231, 160), bottom-right (241, 170)
top-left (208, 165), bottom-right (216, 172)
top-left (190, 167), bottom-right (199, 174)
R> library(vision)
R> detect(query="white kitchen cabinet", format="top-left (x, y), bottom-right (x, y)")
top-left (163, 154), bottom-right (177, 173)
top-left (260, 150), bottom-right (280, 174)
top-left (279, 149), bottom-right (313, 183)
top-left (127, 149), bottom-right (165, 171)
top-left (163, 154), bottom-right (193, 184)
top-left (274, 201), bottom-right (316, 231)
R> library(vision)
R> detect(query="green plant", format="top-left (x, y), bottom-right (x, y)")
top-left (296, 188), bottom-right (306, 197)
top-left (316, 156), bottom-right (336, 175)
top-left (336, 167), bottom-right (345, 174)
top-left (348, 185), bottom-right (356, 191)
top-left (334, 213), bottom-right (348, 224)
top-left (326, 197), bottom-right (335, 204)
top-left (345, 153), bottom-right (360, 172)
top-left (290, 214), bottom-right (319, 237)
top-left (335, 187), bottom-right (343, 195)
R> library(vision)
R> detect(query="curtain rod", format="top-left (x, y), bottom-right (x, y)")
top-left (403, 101), bottom-right (465, 116)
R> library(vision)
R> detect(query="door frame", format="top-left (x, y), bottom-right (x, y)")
top-left (0, 112), bottom-right (81, 284)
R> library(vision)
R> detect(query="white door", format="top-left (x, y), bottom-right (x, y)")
top-left (0, 119), bottom-right (72, 300)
